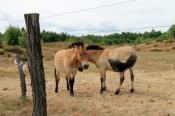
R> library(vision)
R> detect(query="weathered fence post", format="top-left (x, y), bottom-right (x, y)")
top-left (24, 13), bottom-right (47, 116)
top-left (15, 54), bottom-right (27, 97)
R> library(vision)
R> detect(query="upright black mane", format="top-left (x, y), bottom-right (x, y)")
top-left (86, 45), bottom-right (104, 50)
top-left (67, 42), bottom-right (84, 49)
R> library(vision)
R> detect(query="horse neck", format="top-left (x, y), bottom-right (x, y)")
top-left (68, 49), bottom-right (79, 66)
top-left (86, 50), bottom-right (103, 63)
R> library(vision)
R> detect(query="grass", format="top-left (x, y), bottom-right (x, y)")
top-left (171, 46), bottom-right (175, 49)
top-left (164, 39), bottom-right (174, 43)
top-left (0, 49), bottom-right (4, 55)
top-left (149, 48), bottom-right (162, 52)
top-left (4, 46), bottom-right (24, 55)
top-left (1, 41), bottom-right (175, 115)
top-left (145, 41), bottom-right (153, 45)
top-left (0, 97), bottom-right (31, 112)
top-left (152, 44), bottom-right (159, 47)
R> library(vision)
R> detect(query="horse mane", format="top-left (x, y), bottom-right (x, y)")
top-left (66, 42), bottom-right (84, 49)
top-left (86, 45), bottom-right (104, 50)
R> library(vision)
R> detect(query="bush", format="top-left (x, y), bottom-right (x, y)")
top-left (0, 40), bottom-right (2, 48)
top-left (168, 25), bottom-right (175, 38)
top-left (19, 31), bottom-right (26, 48)
top-left (3, 26), bottom-right (20, 45)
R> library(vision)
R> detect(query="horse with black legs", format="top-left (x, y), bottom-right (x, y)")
top-left (84, 45), bottom-right (137, 95)
top-left (54, 42), bottom-right (89, 96)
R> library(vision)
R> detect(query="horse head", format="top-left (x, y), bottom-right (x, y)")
top-left (68, 42), bottom-right (89, 70)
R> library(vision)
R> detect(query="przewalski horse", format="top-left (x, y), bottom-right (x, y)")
top-left (84, 45), bottom-right (137, 95)
top-left (54, 42), bottom-right (89, 96)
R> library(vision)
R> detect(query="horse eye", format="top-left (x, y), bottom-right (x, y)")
top-left (80, 53), bottom-right (84, 57)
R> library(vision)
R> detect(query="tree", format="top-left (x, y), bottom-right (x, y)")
top-left (3, 26), bottom-right (20, 45)
top-left (168, 24), bottom-right (175, 38)
top-left (0, 32), bottom-right (2, 39)
top-left (0, 32), bottom-right (2, 47)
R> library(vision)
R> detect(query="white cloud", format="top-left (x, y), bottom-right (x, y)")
top-left (0, 0), bottom-right (175, 34)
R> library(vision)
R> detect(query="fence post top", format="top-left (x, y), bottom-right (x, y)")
top-left (24, 13), bottom-right (40, 16)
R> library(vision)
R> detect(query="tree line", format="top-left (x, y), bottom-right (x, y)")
top-left (0, 25), bottom-right (175, 48)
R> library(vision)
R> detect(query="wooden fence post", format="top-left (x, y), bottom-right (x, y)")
top-left (15, 54), bottom-right (27, 97)
top-left (24, 13), bottom-right (47, 116)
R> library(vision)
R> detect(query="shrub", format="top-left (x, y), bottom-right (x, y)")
top-left (168, 24), bottom-right (175, 38)
top-left (19, 31), bottom-right (26, 48)
top-left (3, 26), bottom-right (20, 45)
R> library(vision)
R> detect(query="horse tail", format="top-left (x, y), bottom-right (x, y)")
top-left (54, 68), bottom-right (57, 78)
top-left (54, 68), bottom-right (59, 93)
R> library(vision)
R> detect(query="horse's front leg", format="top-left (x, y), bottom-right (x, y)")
top-left (100, 70), bottom-right (106, 94)
top-left (69, 77), bottom-right (75, 96)
top-left (65, 75), bottom-right (70, 91)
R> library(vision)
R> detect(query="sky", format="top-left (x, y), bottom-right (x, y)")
top-left (0, 0), bottom-right (175, 35)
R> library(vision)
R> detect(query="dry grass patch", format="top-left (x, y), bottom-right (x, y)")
top-left (149, 48), bottom-right (162, 52)
top-left (171, 46), bottom-right (175, 50)
top-left (164, 39), bottom-right (174, 43)
top-left (152, 44), bottom-right (159, 47)
top-left (0, 97), bottom-right (31, 113)
top-left (0, 49), bottom-right (4, 55)
top-left (4, 47), bottom-right (24, 55)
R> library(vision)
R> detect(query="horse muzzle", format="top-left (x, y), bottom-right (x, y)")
top-left (78, 64), bottom-right (84, 72)
top-left (83, 64), bottom-right (89, 70)
top-left (78, 67), bottom-right (83, 72)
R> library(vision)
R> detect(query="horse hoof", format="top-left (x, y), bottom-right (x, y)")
top-left (70, 92), bottom-right (74, 96)
top-left (103, 87), bottom-right (106, 91)
top-left (115, 90), bottom-right (120, 95)
top-left (55, 88), bottom-right (58, 93)
top-left (130, 88), bottom-right (134, 93)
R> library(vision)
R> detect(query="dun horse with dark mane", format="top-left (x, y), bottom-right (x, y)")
top-left (54, 42), bottom-right (88, 96)
top-left (84, 45), bottom-right (137, 95)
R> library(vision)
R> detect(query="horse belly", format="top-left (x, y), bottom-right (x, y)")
top-left (108, 54), bottom-right (137, 72)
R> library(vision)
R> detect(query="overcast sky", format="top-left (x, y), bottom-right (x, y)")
top-left (0, 0), bottom-right (175, 35)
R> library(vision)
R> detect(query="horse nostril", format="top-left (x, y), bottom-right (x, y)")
top-left (84, 64), bottom-right (89, 69)
top-left (78, 67), bottom-right (83, 72)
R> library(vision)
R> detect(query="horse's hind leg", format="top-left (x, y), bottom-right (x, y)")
top-left (55, 69), bottom-right (60, 93)
top-left (100, 70), bottom-right (106, 94)
top-left (129, 68), bottom-right (134, 93)
top-left (115, 72), bottom-right (125, 95)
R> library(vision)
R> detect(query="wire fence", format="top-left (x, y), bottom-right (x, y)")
top-left (0, 0), bottom-right (174, 35)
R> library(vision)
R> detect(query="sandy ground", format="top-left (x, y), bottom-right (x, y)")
top-left (0, 45), bottom-right (175, 116)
